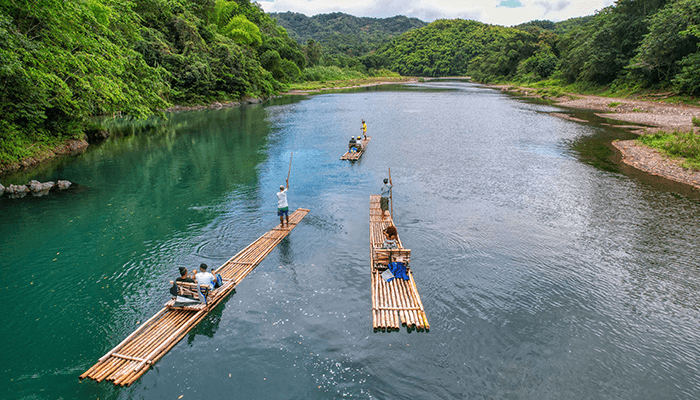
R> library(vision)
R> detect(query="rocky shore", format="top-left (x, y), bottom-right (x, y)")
top-left (495, 85), bottom-right (700, 190)
top-left (0, 179), bottom-right (72, 199)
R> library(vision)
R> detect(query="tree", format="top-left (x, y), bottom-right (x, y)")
top-left (303, 39), bottom-right (322, 66)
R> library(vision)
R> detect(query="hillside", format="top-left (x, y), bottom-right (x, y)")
top-left (364, 0), bottom-right (700, 97)
top-left (271, 11), bottom-right (426, 57)
top-left (363, 19), bottom-right (517, 77)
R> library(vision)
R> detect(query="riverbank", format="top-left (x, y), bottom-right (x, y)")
top-left (0, 139), bottom-right (89, 177)
top-left (494, 84), bottom-right (700, 190)
top-left (283, 76), bottom-right (418, 95)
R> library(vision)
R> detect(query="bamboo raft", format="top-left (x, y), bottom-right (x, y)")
top-left (369, 195), bottom-right (429, 332)
top-left (80, 208), bottom-right (310, 386)
top-left (340, 136), bottom-right (371, 160)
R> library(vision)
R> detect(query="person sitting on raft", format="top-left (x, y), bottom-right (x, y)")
top-left (382, 225), bottom-right (398, 249)
top-left (169, 267), bottom-right (195, 297)
top-left (349, 136), bottom-right (358, 152)
top-left (355, 136), bottom-right (363, 150)
top-left (193, 263), bottom-right (219, 292)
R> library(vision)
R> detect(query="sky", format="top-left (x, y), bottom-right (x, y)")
top-left (258, 0), bottom-right (617, 27)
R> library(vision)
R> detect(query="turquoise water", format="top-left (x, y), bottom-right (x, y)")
top-left (3, 82), bottom-right (700, 399)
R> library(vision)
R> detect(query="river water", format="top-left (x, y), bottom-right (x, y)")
top-left (2, 81), bottom-right (700, 399)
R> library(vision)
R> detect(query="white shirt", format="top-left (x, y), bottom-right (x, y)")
top-left (381, 183), bottom-right (392, 198)
top-left (277, 188), bottom-right (288, 208)
top-left (196, 271), bottom-right (216, 289)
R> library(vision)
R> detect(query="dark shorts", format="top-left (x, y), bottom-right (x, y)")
top-left (277, 207), bottom-right (289, 217)
top-left (380, 197), bottom-right (389, 211)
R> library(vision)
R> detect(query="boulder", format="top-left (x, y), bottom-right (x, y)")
top-left (7, 184), bottom-right (28, 198)
top-left (31, 181), bottom-right (54, 197)
top-left (28, 180), bottom-right (42, 192)
top-left (0, 183), bottom-right (4, 196)
top-left (57, 180), bottom-right (72, 190)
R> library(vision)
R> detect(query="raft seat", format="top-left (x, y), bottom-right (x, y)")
top-left (165, 280), bottom-right (232, 311)
top-left (373, 248), bottom-right (411, 270)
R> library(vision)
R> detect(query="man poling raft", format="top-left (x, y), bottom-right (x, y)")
top-left (278, 152), bottom-right (293, 226)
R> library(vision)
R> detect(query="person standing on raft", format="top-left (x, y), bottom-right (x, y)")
top-left (361, 119), bottom-right (367, 140)
top-left (277, 180), bottom-right (289, 226)
top-left (380, 178), bottom-right (392, 219)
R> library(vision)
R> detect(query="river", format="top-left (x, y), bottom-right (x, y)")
top-left (2, 81), bottom-right (700, 399)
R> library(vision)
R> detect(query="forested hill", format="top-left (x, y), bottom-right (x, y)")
top-left (364, 0), bottom-right (700, 96)
top-left (271, 12), bottom-right (426, 57)
top-left (362, 19), bottom-right (513, 77)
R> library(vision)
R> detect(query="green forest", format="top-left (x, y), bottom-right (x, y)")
top-left (270, 12), bottom-right (426, 68)
top-left (364, 0), bottom-right (700, 95)
top-left (0, 0), bottom-right (305, 167)
top-left (2, 0), bottom-right (700, 169)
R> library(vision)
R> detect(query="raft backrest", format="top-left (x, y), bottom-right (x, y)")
top-left (373, 248), bottom-right (411, 266)
top-left (170, 281), bottom-right (210, 301)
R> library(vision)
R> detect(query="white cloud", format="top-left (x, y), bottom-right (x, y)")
top-left (258, 0), bottom-right (616, 26)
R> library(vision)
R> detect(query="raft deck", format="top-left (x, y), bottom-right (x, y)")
top-left (341, 136), bottom-right (370, 160)
top-left (80, 208), bottom-right (310, 386)
top-left (369, 195), bottom-right (429, 332)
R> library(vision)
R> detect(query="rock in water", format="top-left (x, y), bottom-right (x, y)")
top-left (0, 183), bottom-right (4, 196)
top-left (31, 181), bottom-right (54, 197)
top-left (29, 180), bottom-right (42, 193)
top-left (57, 180), bottom-right (72, 190)
top-left (7, 184), bottom-right (28, 198)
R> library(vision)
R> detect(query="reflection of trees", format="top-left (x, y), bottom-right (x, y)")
top-left (65, 105), bottom-right (273, 247)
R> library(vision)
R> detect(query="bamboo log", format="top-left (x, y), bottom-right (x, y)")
top-left (386, 282), bottom-right (398, 331)
top-left (91, 310), bottom-right (182, 382)
top-left (404, 277), bottom-right (424, 330)
top-left (391, 280), bottom-right (407, 327)
top-left (134, 310), bottom-right (204, 373)
top-left (388, 281), bottom-right (401, 329)
top-left (407, 272), bottom-right (429, 330)
top-left (90, 307), bottom-right (169, 367)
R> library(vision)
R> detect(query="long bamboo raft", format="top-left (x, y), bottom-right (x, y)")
top-left (80, 208), bottom-right (310, 386)
top-left (340, 136), bottom-right (370, 160)
top-left (369, 195), bottom-right (429, 332)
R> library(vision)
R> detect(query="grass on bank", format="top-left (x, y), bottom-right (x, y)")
top-left (0, 125), bottom-right (80, 169)
top-left (493, 78), bottom-right (700, 107)
top-left (637, 130), bottom-right (700, 170)
top-left (286, 66), bottom-right (409, 91)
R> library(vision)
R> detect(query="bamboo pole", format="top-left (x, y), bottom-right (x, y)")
top-left (392, 279), bottom-right (408, 327)
top-left (94, 311), bottom-right (188, 381)
top-left (388, 281), bottom-right (401, 329)
top-left (372, 272), bottom-right (377, 331)
top-left (400, 280), bottom-right (419, 329)
top-left (388, 168), bottom-right (393, 221)
top-left (133, 310), bottom-right (205, 373)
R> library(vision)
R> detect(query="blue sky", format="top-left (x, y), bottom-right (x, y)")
top-left (258, 0), bottom-right (616, 26)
